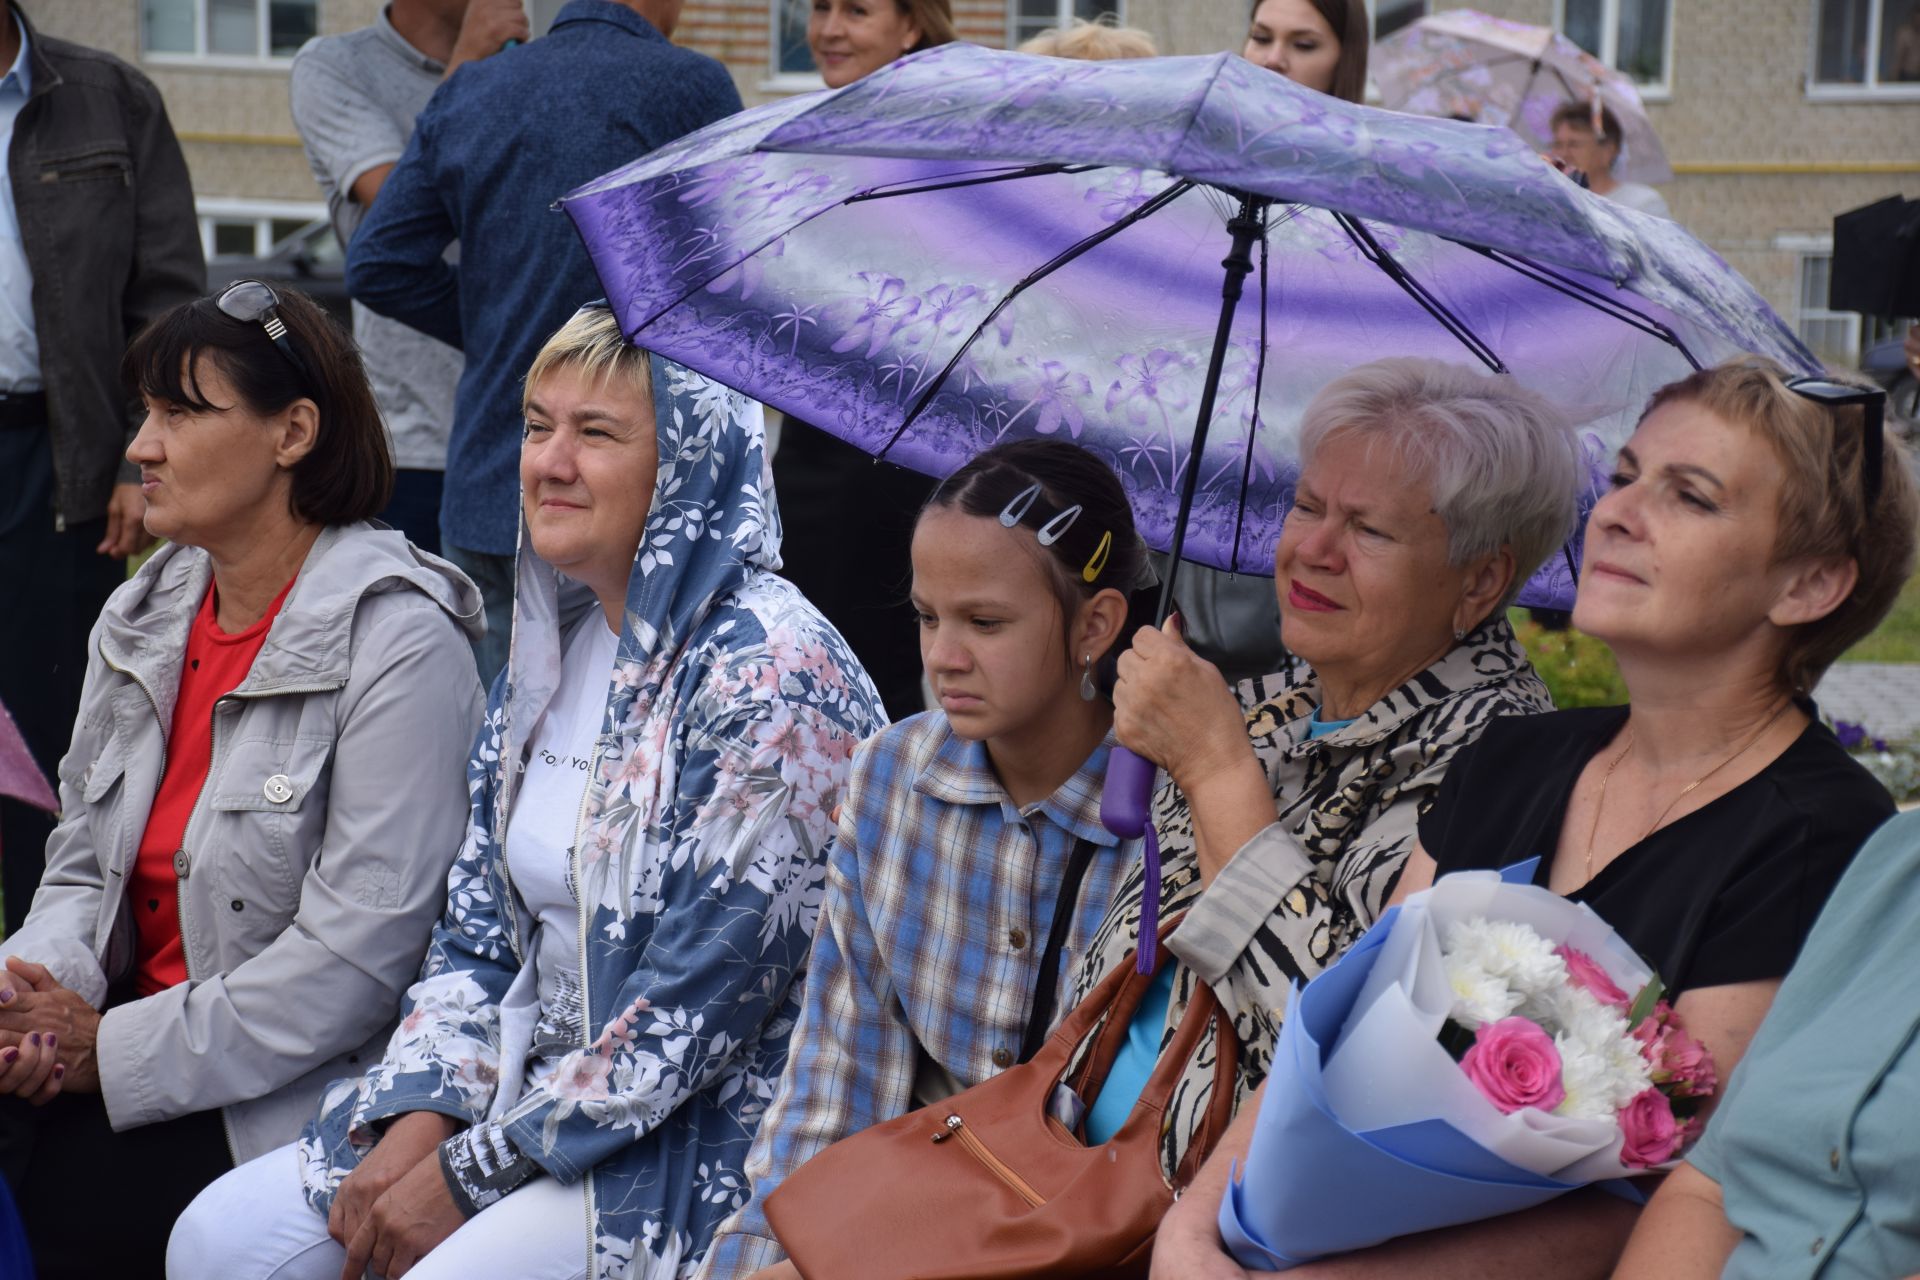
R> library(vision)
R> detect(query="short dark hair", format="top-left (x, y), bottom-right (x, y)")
top-left (1249, 0), bottom-right (1370, 103)
top-left (925, 439), bottom-right (1155, 692)
top-left (122, 286), bottom-right (392, 526)
top-left (1550, 99), bottom-right (1625, 146)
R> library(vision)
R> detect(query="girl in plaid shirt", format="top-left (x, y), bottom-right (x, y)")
top-left (699, 441), bottom-right (1155, 1280)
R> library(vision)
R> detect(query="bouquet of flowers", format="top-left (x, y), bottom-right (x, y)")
top-left (1217, 864), bottom-right (1717, 1270)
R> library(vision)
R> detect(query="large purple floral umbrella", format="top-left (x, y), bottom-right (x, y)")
top-left (563, 43), bottom-right (1811, 602)
top-left (562, 45), bottom-right (1816, 959)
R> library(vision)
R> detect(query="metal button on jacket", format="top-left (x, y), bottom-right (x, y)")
top-left (264, 774), bottom-right (294, 804)
top-left (172, 849), bottom-right (190, 878)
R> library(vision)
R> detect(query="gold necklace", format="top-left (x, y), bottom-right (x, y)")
top-left (1582, 700), bottom-right (1795, 884)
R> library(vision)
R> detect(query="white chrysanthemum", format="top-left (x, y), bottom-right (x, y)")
top-left (1444, 918), bottom-right (1568, 999)
top-left (1546, 989), bottom-right (1652, 1113)
top-left (1553, 1037), bottom-right (1624, 1121)
top-left (1447, 963), bottom-right (1522, 1030)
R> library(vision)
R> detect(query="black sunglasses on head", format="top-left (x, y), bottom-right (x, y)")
top-left (1784, 376), bottom-right (1886, 507)
top-left (215, 279), bottom-right (317, 392)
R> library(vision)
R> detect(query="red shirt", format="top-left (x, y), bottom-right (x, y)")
top-left (129, 577), bottom-right (295, 996)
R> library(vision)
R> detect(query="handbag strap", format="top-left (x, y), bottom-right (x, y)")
top-left (1017, 836), bottom-right (1101, 1064)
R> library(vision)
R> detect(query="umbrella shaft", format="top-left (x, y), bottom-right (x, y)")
top-left (1157, 192), bottom-right (1268, 622)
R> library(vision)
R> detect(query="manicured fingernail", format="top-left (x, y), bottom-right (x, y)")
top-left (0, 988), bottom-right (14, 1003)
top-left (44, 1035), bottom-right (54, 1050)
top-left (3, 1049), bottom-right (15, 1063)
top-left (28, 1033), bottom-right (38, 1047)
top-left (52, 1065), bottom-right (63, 1078)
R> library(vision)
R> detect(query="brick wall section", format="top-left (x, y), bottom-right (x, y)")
top-left (30, 0), bottom-right (376, 203)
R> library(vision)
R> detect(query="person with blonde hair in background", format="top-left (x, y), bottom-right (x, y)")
top-left (1019, 14), bottom-right (1158, 60)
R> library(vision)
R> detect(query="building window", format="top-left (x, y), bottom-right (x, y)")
top-left (1796, 252), bottom-right (1864, 367)
top-left (1813, 0), bottom-right (1920, 90)
top-left (1372, 0), bottom-right (1428, 42)
top-left (1009, 0), bottom-right (1124, 47)
top-left (1556, 0), bottom-right (1672, 88)
top-left (197, 201), bottom-right (326, 259)
top-left (772, 0), bottom-right (814, 76)
top-left (142, 0), bottom-right (317, 61)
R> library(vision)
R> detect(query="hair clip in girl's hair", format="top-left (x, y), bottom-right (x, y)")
top-left (1081, 530), bottom-right (1112, 583)
top-left (998, 483), bottom-right (1043, 528)
top-left (1036, 504), bottom-right (1083, 547)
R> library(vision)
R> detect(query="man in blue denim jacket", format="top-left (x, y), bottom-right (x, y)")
top-left (344, 0), bottom-right (740, 683)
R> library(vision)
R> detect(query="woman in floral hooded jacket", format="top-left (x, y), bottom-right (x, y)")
top-left (170, 308), bottom-right (886, 1280)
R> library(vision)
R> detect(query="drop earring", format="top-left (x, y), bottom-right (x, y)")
top-left (1080, 653), bottom-right (1097, 701)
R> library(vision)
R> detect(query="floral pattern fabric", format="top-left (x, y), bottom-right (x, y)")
top-left (298, 357), bottom-right (887, 1279)
top-left (562, 43), bottom-right (1817, 608)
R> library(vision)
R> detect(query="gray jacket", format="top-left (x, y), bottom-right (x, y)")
top-left (5, 523), bottom-right (485, 1163)
top-left (11, 4), bottom-right (205, 526)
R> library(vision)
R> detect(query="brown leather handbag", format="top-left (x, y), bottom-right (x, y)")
top-left (764, 915), bottom-right (1240, 1279)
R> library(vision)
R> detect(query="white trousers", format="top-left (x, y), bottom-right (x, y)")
top-left (167, 1141), bottom-right (589, 1280)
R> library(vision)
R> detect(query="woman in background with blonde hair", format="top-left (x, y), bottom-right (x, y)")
top-left (1020, 14), bottom-right (1158, 60)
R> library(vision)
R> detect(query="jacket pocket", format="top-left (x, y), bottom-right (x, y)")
top-left (206, 739), bottom-right (334, 936)
top-left (37, 145), bottom-right (132, 186)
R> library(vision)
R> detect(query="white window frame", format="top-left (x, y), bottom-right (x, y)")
top-left (1806, 0), bottom-right (1920, 101)
top-left (1552, 0), bottom-right (1675, 100)
top-left (141, 0), bottom-right (318, 68)
top-left (1777, 233), bottom-right (1865, 366)
top-left (1006, 0), bottom-right (1128, 49)
top-left (197, 197), bottom-right (327, 259)
top-left (762, 0), bottom-right (826, 93)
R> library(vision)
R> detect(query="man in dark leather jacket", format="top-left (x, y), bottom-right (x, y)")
top-left (0, 2), bottom-right (202, 933)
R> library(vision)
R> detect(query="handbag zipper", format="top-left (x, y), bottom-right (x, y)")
top-left (930, 1115), bottom-right (1046, 1208)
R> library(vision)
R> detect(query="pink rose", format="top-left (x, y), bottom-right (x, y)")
top-left (1556, 946), bottom-right (1630, 1008)
top-left (1661, 1025), bottom-right (1718, 1097)
top-left (1635, 1014), bottom-right (1718, 1098)
top-left (1460, 1017), bottom-right (1566, 1115)
top-left (1619, 1088), bottom-right (1686, 1168)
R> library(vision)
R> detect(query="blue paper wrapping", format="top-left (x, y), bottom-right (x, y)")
top-left (1218, 859), bottom-right (1595, 1270)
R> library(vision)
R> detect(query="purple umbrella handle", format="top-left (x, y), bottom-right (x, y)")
top-left (1101, 745), bottom-right (1162, 974)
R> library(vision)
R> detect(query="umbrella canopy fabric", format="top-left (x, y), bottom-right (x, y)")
top-left (0, 696), bottom-right (54, 814)
top-left (1375, 10), bottom-right (1673, 185)
top-left (563, 44), bottom-right (1810, 606)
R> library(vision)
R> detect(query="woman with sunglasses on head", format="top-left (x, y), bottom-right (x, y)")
top-left (1162, 359), bottom-right (1917, 1279)
top-left (0, 283), bottom-right (485, 1279)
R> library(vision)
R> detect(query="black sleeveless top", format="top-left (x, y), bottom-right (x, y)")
top-left (1418, 706), bottom-right (1894, 993)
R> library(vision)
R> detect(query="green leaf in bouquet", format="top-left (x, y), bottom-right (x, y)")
top-left (1627, 973), bottom-right (1667, 1030)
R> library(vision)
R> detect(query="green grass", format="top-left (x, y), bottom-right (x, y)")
top-left (1837, 571), bottom-right (1920, 664)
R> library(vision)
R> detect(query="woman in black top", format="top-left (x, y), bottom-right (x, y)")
top-left (1156, 359), bottom-right (1917, 1280)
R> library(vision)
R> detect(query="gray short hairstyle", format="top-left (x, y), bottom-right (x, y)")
top-left (1296, 358), bottom-right (1582, 612)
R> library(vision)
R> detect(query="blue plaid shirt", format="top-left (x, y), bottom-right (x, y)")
top-left (696, 712), bottom-right (1135, 1279)
top-left (344, 0), bottom-right (741, 555)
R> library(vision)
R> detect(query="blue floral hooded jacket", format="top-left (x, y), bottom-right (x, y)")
top-left (298, 354), bottom-right (887, 1278)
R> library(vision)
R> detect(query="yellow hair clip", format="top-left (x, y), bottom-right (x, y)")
top-left (1081, 531), bottom-right (1112, 583)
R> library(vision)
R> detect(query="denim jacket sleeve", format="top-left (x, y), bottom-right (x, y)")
top-left (342, 102), bottom-right (462, 350)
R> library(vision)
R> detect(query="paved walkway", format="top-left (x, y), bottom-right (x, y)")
top-left (1816, 662), bottom-right (1920, 740)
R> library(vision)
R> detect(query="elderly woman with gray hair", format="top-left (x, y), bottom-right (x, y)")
top-left (1061, 356), bottom-right (1581, 1191)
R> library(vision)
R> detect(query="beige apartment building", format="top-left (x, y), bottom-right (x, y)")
top-left (35, 0), bottom-right (1918, 366)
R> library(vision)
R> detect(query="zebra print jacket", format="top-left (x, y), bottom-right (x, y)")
top-left (1068, 616), bottom-right (1553, 1180)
